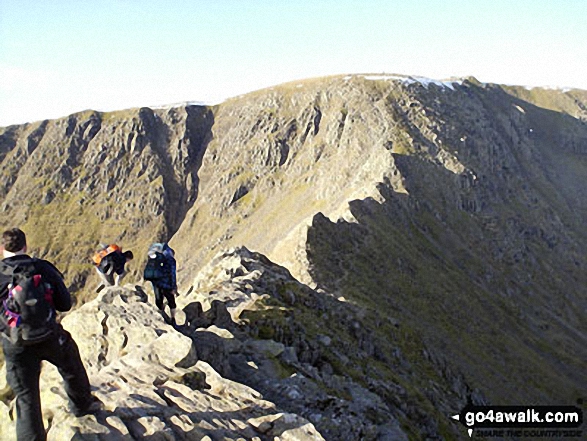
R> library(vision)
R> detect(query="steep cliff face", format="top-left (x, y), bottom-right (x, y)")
top-left (1, 75), bottom-right (586, 439)
top-left (169, 76), bottom-right (587, 406)
top-left (171, 76), bottom-right (409, 285)
top-left (0, 105), bottom-right (212, 297)
top-left (302, 78), bottom-right (587, 405)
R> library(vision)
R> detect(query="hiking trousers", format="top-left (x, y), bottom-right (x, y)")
top-left (2, 328), bottom-right (92, 441)
top-left (153, 285), bottom-right (176, 310)
top-left (95, 266), bottom-right (127, 286)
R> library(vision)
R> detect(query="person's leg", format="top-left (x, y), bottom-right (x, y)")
top-left (164, 288), bottom-right (177, 326)
top-left (153, 284), bottom-right (165, 311)
top-left (95, 266), bottom-right (114, 286)
top-left (2, 341), bottom-right (46, 441)
top-left (114, 269), bottom-right (126, 286)
top-left (43, 330), bottom-right (93, 415)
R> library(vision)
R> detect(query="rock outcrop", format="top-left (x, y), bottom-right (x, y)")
top-left (1, 248), bottom-right (436, 440)
top-left (0, 250), bottom-right (331, 440)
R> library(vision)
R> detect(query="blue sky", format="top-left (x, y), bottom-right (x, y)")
top-left (1, 0), bottom-right (585, 127)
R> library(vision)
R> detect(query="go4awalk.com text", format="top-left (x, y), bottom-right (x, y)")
top-left (451, 405), bottom-right (583, 438)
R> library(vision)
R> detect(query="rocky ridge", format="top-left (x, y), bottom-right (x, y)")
top-left (1, 74), bottom-right (587, 439)
top-left (1, 247), bottom-right (443, 440)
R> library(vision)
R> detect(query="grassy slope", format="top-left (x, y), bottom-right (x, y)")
top-left (305, 80), bottom-right (587, 406)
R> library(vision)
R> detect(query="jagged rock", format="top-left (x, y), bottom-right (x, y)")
top-left (0, 283), bottom-right (325, 440)
top-left (182, 301), bottom-right (210, 330)
top-left (316, 335), bottom-right (331, 346)
top-left (245, 339), bottom-right (285, 357)
top-left (279, 346), bottom-right (299, 365)
top-left (207, 299), bottom-right (236, 329)
top-left (0, 401), bottom-right (13, 439)
top-left (176, 248), bottom-right (412, 440)
top-left (266, 413), bottom-right (325, 440)
top-left (189, 330), bottom-right (232, 377)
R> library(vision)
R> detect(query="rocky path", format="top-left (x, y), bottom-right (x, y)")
top-left (0, 247), bottom-right (416, 440)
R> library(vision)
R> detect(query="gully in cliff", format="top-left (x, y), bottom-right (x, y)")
top-left (0, 228), bottom-right (101, 441)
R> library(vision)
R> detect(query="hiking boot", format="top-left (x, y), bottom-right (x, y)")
top-left (72, 395), bottom-right (104, 417)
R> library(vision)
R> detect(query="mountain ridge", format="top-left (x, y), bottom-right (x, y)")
top-left (1, 73), bottom-right (586, 439)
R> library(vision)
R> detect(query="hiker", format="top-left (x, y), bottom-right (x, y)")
top-left (0, 228), bottom-right (99, 441)
top-left (92, 243), bottom-right (133, 289)
top-left (143, 242), bottom-right (178, 326)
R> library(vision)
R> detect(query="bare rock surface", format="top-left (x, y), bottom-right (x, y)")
top-left (0, 274), bottom-right (326, 440)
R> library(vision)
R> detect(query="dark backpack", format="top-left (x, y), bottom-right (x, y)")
top-left (99, 251), bottom-right (125, 275)
top-left (0, 260), bottom-right (56, 345)
top-left (143, 251), bottom-right (167, 281)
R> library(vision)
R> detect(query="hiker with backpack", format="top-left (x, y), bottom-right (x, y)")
top-left (143, 243), bottom-right (178, 326)
top-left (92, 243), bottom-right (134, 289)
top-left (0, 228), bottom-right (100, 441)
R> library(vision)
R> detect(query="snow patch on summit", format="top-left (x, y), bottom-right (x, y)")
top-left (346, 73), bottom-right (463, 90)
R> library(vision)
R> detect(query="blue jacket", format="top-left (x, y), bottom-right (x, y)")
top-left (152, 244), bottom-right (177, 291)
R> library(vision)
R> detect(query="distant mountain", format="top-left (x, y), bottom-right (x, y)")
top-left (1, 74), bottom-right (586, 439)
